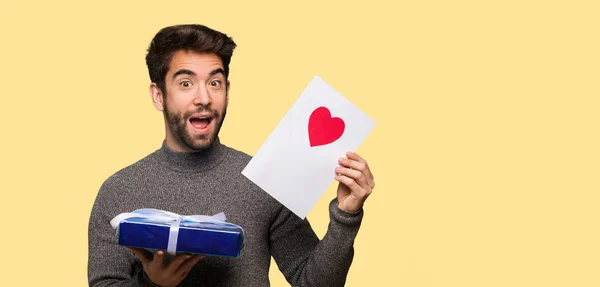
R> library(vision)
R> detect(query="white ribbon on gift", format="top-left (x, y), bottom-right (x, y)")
top-left (110, 209), bottom-right (228, 255)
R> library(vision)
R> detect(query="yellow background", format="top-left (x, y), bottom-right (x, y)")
top-left (1, 0), bottom-right (598, 286)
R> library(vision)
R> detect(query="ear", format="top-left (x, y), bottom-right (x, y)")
top-left (150, 83), bottom-right (165, 111)
top-left (226, 80), bottom-right (231, 107)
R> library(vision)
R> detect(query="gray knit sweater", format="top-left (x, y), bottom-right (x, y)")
top-left (88, 140), bottom-right (363, 286)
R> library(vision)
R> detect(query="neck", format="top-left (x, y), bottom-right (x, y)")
top-left (154, 138), bottom-right (226, 173)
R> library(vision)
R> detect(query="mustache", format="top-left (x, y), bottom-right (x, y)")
top-left (183, 107), bottom-right (220, 118)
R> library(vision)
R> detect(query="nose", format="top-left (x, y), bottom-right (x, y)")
top-left (192, 84), bottom-right (211, 106)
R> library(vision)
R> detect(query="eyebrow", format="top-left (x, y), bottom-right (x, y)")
top-left (172, 69), bottom-right (196, 79)
top-left (172, 68), bottom-right (226, 80)
top-left (209, 68), bottom-right (226, 78)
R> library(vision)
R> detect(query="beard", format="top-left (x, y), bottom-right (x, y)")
top-left (164, 104), bottom-right (227, 152)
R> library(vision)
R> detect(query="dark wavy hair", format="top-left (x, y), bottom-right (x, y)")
top-left (145, 24), bottom-right (237, 94)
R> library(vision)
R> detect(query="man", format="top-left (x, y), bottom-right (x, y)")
top-left (88, 24), bottom-right (375, 287)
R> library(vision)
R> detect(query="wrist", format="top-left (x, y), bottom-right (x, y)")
top-left (142, 271), bottom-right (162, 287)
top-left (329, 198), bottom-right (364, 232)
top-left (337, 202), bottom-right (363, 213)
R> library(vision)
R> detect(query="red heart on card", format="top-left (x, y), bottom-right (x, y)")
top-left (308, 106), bottom-right (345, 147)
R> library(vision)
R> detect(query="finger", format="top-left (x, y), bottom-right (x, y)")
top-left (346, 151), bottom-right (367, 164)
top-left (346, 152), bottom-right (375, 185)
top-left (335, 166), bottom-right (369, 190)
top-left (346, 152), bottom-right (373, 177)
top-left (338, 156), bottom-right (375, 188)
top-left (128, 247), bottom-right (153, 266)
top-left (175, 254), bottom-right (205, 278)
top-left (151, 250), bottom-right (165, 268)
top-left (166, 253), bottom-right (194, 273)
top-left (335, 174), bottom-right (361, 193)
top-left (335, 174), bottom-right (371, 201)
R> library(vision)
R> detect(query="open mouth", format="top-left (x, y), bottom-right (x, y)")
top-left (189, 114), bottom-right (213, 131)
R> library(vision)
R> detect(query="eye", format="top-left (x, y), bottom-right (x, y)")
top-left (210, 80), bottom-right (222, 88)
top-left (180, 80), bottom-right (192, 88)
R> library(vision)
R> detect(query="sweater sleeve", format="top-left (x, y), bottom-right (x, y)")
top-left (87, 176), bottom-right (159, 287)
top-left (269, 198), bottom-right (364, 286)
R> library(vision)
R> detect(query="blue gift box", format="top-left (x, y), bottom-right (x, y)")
top-left (115, 215), bottom-right (244, 258)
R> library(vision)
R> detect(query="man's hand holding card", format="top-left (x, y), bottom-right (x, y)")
top-left (336, 151), bottom-right (375, 213)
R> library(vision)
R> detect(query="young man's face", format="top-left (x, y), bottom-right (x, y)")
top-left (151, 50), bottom-right (229, 152)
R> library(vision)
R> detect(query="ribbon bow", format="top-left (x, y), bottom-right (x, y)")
top-left (111, 208), bottom-right (228, 255)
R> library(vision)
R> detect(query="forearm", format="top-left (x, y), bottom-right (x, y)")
top-left (272, 198), bottom-right (364, 286)
top-left (88, 195), bottom-right (159, 287)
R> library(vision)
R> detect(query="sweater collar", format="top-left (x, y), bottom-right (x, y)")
top-left (154, 138), bottom-right (226, 173)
